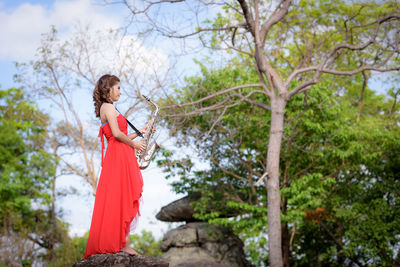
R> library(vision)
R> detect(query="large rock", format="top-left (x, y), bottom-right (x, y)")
top-left (73, 252), bottom-right (168, 267)
top-left (160, 222), bottom-right (250, 267)
top-left (156, 192), bottom-right (247, 222)
top-left (162, 247), bottom-right (223, 266)
top-left (175, 261), bottom-right (228, 267)
top-left (156, 192), bottom-right (201, 222)
top-left (161, 225), bottom-right (198, 250)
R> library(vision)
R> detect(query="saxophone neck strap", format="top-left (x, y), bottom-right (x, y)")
top-left (115, 107), bottom-right (144, 138)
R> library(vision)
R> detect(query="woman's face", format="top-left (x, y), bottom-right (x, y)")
top-left (109, 82), bottom-right (121, 102)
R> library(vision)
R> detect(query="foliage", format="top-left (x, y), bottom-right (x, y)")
top-left (129, 230), bottom-right (162, 257)
top-left (202, 0), bottom-right (400, 73)
top-left (157, 60), bottom-right (400, 266)
top-left (49, 232), bottom-right (89, 267)
top-left (0, 88), bottom-right (59, 265)
top-left (280, 74), bottom-right (400, 266)
top-left (48, 230), bottom-right (161, 266)
top-left (105, 0), bottom-right (398, 265)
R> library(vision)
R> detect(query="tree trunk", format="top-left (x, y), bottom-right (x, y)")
top-left (395, 249), bottom-right (400, 266)
top-left (48, 145), bottom-right (59, 261)
top-left (356, 71), bottom-right (368, 122)
top-left (282, 223), bottom-right (290, 267)
top-left (281, 163), bottom-right (290, 267)
top-left (49, 173), bottom-right (56, 261)
top-left (266, 96), bottom-right (286, 267)
top-left (336, 223), bottom-right (344, 265)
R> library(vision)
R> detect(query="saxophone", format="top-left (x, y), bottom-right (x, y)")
top-left (137, 95), bottom-right (160, 170)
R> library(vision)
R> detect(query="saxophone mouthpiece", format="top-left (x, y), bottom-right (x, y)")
top-left (142, 95), bottom-right (150, 102)
top-left (137, 91), bottom-right (150, 102)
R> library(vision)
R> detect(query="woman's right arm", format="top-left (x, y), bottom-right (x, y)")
top-left (101, 103), bottom-right (145, 152)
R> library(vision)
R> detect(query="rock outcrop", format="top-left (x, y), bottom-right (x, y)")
top-left (157, 193), bottom-right (251, 267)
top-left (160, 222), bottom-right (249, 267)
top-left (155, 191), bottom-right (247, 223)
top-left (73, 252), bottom-right (168, 267)
top-left (156, 192), bottom-right (201, 222)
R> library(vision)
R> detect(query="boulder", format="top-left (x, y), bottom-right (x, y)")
top-left (160, 222), bottom-right (250, 267)
top-left (156, 192), bottom-right (246, 222)
top-left (175, 261), bottom-right (229, 267)
top-left (160, 224), bottom-right (198, 251)
top-left (156, 193), bottom-right (201, 222)
top-left (73, 252), bottom-right (169, 267)
top-left (162, 247), bottom-right (221, 267)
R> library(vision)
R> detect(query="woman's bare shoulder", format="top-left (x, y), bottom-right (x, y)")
top-left (100, 102), bottom-right (114, 111)
top-left (100, 103), bottom-right (116, 122)
top-left (100, 103), bottom-right (116, 114)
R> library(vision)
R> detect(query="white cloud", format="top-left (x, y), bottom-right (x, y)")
top-left (0, 0), bottom-right (122, 61)
top-left (61, 27), bottom-right (169, 83)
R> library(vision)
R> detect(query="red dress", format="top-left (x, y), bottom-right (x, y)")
top-left (84, 114), bottom-right (143, 259)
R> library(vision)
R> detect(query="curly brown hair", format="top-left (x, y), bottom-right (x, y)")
top-left (93, 74), bottom-right (120, 117)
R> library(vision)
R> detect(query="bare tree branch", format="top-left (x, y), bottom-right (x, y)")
top-left (237, 0), bottom-right (256, 37)
top-left (160, 83), bottom-right (264, 110)
top-left (285, 14), bottom-right (400, 94)
top-left (122, 0), bottom-right (184, 15)
top-left (260, 0), bottom-right (291, 44)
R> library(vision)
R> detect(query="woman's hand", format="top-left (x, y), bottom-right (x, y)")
top-left (140, 121), bottom-right (151, 133)
top-left (140, 121), bottom-right (156, 135)
top-left (133, 141), bottom-right (146, 153)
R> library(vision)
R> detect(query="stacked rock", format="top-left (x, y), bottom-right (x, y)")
top-left (156, 193), bottom-right (251, 267)
top-left (73, 252), bottom-right (168, 267)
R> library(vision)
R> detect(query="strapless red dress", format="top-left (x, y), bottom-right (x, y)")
top-left (84, 114), bottom-right (143, 259)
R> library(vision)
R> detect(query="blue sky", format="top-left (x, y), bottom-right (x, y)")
top-left (0, 0), bottom-right (120, 87)
top-left (1, 0), bottom-right (53, 9)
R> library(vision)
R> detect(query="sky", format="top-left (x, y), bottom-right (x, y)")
top-left (0, 0), bottom-right (186, 239)
top-left (0, 0), bottom-right (122, 87)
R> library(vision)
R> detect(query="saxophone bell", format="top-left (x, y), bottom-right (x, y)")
top-left (138, 141), bottom-right (160, 170)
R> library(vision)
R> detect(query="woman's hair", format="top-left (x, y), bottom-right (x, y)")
top-left (93, 74), bottom-right (120, 117)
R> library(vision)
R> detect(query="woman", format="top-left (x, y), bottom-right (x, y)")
top-left (84, 74), bottom-right (148, 259)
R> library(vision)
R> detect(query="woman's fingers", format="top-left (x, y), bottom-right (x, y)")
top-left (139, 141), bottom-right (146, 152)
top-left (134, 141), bottom-right (146, 152)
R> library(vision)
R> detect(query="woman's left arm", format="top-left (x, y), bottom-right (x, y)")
top-left (128, 131), bottom-right (143, 140)
top-left (128, 122), bottom-right (149, 140)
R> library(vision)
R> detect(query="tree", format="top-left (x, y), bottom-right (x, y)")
top-left (157, 61), bottom-right (400, 266)
top-left (49, 232), bottom-right (89, 267)
top-left (109, 1), bottom-right (400, 265)
top-left (129, 230), bottom-right (162, 257)
top-left (0, 88), bottom-right (63, 265)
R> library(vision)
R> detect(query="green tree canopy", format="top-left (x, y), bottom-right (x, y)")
top-left (158, 61), bottom-right (400, 266)
top-left (115, 1), bottom-right (400, 264)
top-left (0, 88), bottom-right (60, 265)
